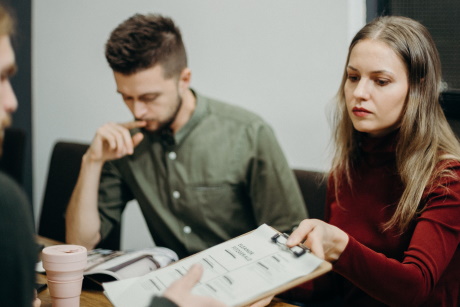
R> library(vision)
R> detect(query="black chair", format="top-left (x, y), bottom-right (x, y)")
top-left (441, 90), bottom-right (460, 138)
top-left (289, 169), bottom-right (344, 306)
top-left (38, 141), bottom-right (121, 250)
top-left (293, 169), bottom-right (327, 220)
top-left (0, 127), bottom-right (26, 185)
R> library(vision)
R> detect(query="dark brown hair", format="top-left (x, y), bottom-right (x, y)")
top-left (105, 13), bottom-right (187, 78)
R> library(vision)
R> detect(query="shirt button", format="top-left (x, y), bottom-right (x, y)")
top-left (168, 152), bottom-right (177, 160)
top-left (183, 226), bottom-right (192, 234)
top-left (172, 191), bottom-right (180, 199)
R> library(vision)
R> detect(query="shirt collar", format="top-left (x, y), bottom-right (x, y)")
top-left (173, 89), bottom-right (209, 145)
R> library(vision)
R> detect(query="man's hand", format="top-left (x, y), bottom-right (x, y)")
top-left (33, 289), bottom-right (41, 307)
top-left (86, 121), bottom-right (146, 163)
top-left (163, 264), bottom-right (228, 307)
top-left (65, 120), bottom-right (146, 249)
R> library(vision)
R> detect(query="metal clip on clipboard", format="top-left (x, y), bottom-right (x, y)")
top-left (271, 233), bottom-right (310, 257)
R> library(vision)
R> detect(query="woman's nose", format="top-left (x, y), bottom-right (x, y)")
top-left (353, 79), bottom-right (371, 101)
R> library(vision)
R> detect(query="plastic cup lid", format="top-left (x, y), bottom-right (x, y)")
top-left (42, 245), bottom-right (87, 263)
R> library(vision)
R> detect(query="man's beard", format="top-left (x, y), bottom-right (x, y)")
top-left (140, 94), bottom-right (183, 134)
top-left (0, 113), bottom-right (12, 157)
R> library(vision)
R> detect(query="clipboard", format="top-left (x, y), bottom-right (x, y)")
top-left (103, 224), bottom-right (332, 307)
top-left (234, 228), bottom-right (332, 307)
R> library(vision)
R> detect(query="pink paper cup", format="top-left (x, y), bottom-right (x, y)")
top-left (42, 245), bottom-right (87, 307)
top-left (47, 277), bottom-right (84, 298)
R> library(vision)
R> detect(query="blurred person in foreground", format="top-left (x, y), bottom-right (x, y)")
top-left (0, 4), bottom-right (40, 307)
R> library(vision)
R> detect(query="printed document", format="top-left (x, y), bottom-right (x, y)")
top-left (103, 224), bottom-right (325, 307)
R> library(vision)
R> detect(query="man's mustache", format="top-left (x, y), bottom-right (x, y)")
top-left (0, 114), bottom-right (11, 157)
top-left (0, 113), bottom-right (11, 130)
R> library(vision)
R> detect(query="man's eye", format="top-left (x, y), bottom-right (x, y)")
top-left (141, 97), bottom-right (157, 103)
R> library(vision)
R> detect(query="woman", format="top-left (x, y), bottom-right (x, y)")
top-left (286, 16), bottom-right (459, 306)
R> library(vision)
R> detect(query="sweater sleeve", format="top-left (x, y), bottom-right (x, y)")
top-left (333, 167), bottom-right (460, 306)
top-left (149, 296), bottom-right (179, 307)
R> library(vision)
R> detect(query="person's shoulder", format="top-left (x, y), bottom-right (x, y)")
top-left (431, 159), bottom-right (460, 187)
top-left (198, 92), bottom-right (267, 126)
top-left (0, 171), bottom-right (32, 225)
top-left (0, 171), bottom-right (30, 211)
top-left (436, 159), bottom-right (460, 172)
top-left (0, 171), bottom-right (23, 194)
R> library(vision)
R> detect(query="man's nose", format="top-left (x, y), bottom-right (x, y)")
top-left (2, 80), bottom-right (18, 113)
top-left (132, 100), bottom-right (147, 118)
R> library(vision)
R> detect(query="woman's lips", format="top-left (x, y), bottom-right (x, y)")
top-left (352, 107), bottom-right (371, 117)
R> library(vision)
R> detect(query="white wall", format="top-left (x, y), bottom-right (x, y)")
top-left (33, 0), bottom-right (365, 249)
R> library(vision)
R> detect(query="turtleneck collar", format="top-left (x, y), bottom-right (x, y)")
top-left (358, 129), bottom-right (399, 154)
top-left (356, 129), bottom-right (400, 167)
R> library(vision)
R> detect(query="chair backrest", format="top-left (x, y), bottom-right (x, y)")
top-left (38, 141), bottom-right (121, 250)
top-left (0, 127), bottom-right (26, 185)
top-left (293, 169), bottom-right (327, 220)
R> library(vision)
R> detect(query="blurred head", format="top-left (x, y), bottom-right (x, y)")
top-left (0, 5), bottom-right (17, 156)
top-left (105, 14), bottom-right (190, 132)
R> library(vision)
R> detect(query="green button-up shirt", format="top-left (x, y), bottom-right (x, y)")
top-left (98, 91), bottom-right (308, 258)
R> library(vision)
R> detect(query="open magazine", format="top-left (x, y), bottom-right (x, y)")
top-left (37, 247), bottom-right (178, 290)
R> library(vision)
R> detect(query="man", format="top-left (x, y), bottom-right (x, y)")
top-left (0, 5), bottom-right (40, 307)
top-left (0, 6), bottom-right (230, 307)
top-left (66, 13), bottom-right (307, 257)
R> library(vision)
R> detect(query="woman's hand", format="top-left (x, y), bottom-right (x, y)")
top-left (286, 219), bottom-right (349, 262)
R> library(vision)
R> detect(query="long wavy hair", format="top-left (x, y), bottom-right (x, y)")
top-left (331, 16), bottom-right (460, 233)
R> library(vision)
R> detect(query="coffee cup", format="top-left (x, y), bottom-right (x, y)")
top-left (41, 245), bottom-right (87, 307)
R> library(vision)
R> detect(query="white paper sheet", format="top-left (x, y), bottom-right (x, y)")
top-left (103, 224), bottom-right (323, 307)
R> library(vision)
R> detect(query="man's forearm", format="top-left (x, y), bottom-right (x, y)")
top-left (65, 153), bottom-right (104, 250)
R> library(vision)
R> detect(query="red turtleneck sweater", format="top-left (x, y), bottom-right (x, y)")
top-left (283, 132), bottom-right (460, 306)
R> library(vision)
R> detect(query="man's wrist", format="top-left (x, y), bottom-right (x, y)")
top-left (82, 152), bottom-right (105, 169)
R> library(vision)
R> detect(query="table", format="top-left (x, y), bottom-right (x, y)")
top-left (36, 236), bottom-right (296, 307)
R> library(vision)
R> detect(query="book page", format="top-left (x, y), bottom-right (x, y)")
top-left (104, 224), bottom-right (325, 307)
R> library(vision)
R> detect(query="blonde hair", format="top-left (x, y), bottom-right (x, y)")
top-left (331, 16), bottom-right (460, 233)
top-left (0, 4), bottom-right (14, 37)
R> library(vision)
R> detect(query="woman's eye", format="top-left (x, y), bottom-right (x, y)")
top-left (375, 79), bottom-right (390, 86)
top-left (347, 75), bottom-right (359, 82)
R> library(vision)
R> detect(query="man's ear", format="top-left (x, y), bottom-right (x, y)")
top-left (178, 68), bottom-right (191, 93)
